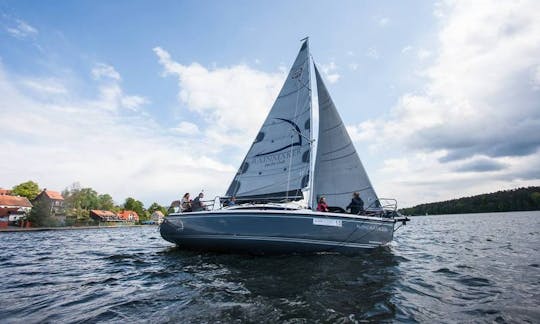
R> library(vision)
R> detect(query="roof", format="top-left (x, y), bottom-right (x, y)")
top-left (43, 190), bottom-right (64, 200)
top-left (90, 210), bottom-right (117, 217)
top-left (117, 210), bottom-right (139, 220)
top-left (0, 195), bottom-right (33, 208)
top-left (152, 210), bottom-right (164, 216)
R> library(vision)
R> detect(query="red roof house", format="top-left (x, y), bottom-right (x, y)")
top-left (0, 195), bottom-right (32, 208)
top-left (33, 189), bottom-right (65, 218)
top-left (117, 210), bottom-right (139, 222)
top-left (0, 195), bottom-right (32, 222)
top-left (90, 210), bottom-right (119, 222)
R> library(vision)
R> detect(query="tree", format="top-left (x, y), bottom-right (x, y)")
top-left (98, 194), bottom-right (115, 211)
top-left (27, 199), bottom-right (56, 227)
top-left (64, 187), bottom-right (99, 210)
top-left (148, 202), bottom-right (168, 216)
top-left (12, 181), bottom-right (40, 200)
top-left (124, 197), bottom-right (147, 221)
top-left (531, 192), bottom-right (540, 208)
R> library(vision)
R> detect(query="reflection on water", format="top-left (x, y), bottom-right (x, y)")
top-left (0, 211), bottom-right (539, 323)
top-left (156, 248), bottom-right (401, 322)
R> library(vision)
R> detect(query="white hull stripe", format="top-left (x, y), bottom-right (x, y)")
top-left (178, 234), bottom-right (383, 249)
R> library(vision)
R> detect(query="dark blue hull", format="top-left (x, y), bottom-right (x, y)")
top-left (160, 209), bottom-right (397, 254)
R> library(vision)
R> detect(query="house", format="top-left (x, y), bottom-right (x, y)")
top-left (0, 195), bottom-right (32, 224)
top-left (0, 188), bottom-right (12, 195)
top-left (32, 189), bottom-right (65, 223)
top-left (151, 210), bottom-right (164, 224)
top-left (33, 189), bottom-right (64, 213)
top-left (117, 210), bottom-right (139, 222)
top-left (90, 210), bottom-right (119, 222)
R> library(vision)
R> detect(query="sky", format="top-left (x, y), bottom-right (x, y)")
top-left (1, 0), bottom-right (539, 208)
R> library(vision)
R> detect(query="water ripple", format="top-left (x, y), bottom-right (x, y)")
top-left (0, 211), bottom-right (539, 323)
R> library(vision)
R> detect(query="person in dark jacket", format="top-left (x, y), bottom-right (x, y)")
top-left (191, 192), bottom-right (205, 211)
top-left (347, 192), bottom-right (364, 214)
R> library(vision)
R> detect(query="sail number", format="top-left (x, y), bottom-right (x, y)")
top-left (313, 218), bottom-right (342, 227)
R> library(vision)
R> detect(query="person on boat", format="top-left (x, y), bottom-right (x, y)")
top-left (316, 196), bottom-right (329, 212)
top-left (180, 193), bottom-right (192, 212)
top-left (191, 192), bottom-right (205, 211)
top-left (223, 196), bottom-right (237, 207)
top-left (347, 192), bottom-right (364, 214)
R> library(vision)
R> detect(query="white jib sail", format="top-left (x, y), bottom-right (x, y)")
top-left (311, 65), bottom-right (380, 210)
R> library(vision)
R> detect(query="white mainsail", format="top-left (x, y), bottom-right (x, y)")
top-left (311, 65), bottom-right (380, 210)
top-left (226, 40), bottom-right (312, 201)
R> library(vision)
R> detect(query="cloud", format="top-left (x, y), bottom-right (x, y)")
top-left (350, 0), bottom-right (540, 205)
top-left (417, 49), bottom-right (432, 60)
top-left (0, 62), bottom-right (234, 205)
top-left (20, 78), bottom-right (67, 95)
top-left (153, 46), bottom-right (285, 146)
top-left (319, 61), bottom-right (340, 83)
top-left (92, 63), bottom-right (121, 81)
top-left (172, 121), bottom-right (200, 135)
top-left (454, 157), bottom-right (507, 172)
top-left (532, 65), bottom-right (540, 90)
top-left (5, 18), bottom-right (38, 39)
top-left (401, 46), bottom-right (413, 54)
top-left (348, 63), bottom-right (359, 71)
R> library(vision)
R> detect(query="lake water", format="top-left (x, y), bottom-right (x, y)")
top-left (0, 211), bottom-right (539, 323)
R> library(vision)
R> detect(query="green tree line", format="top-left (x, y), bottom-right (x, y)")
top-left (399, 186), bottom-right (540, 216)
top-left (8, 180), bottom-right (167, 226)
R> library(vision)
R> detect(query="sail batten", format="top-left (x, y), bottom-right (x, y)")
top-left (226, 41), bottom-right (312, 201)
top-left (311, 65), bottom-right (379, 210)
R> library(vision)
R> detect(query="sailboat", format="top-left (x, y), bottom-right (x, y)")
top-left (160, 39), bottom-right (409, 254)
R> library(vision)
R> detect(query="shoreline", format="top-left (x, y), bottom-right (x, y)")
top-left (0, 224), bottom-right (157, 233)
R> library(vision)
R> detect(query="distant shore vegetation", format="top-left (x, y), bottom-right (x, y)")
top-left (7, 180), bottom-right (168, 227)
top-left (400, 186), bottom-right (540, 216)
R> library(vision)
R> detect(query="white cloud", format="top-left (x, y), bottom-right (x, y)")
top-left (20, 78), bottom-right (67, 95)
top-left (350, 0), bottom-right (540, 205)
top-left (89, 63), bottom-right (150, 112)
top-left (0, 63), bottom-right (234, 205)
top-left (401, 46), bottom-right (413, 54)
top-left (153, 46), bottom-right (284, 146)
top-left (92, 63), bottom-right (121, 81)
top-left (319, 61), bottom-right (340, 84)
top-left (172, 121), bottom-right (200, 135)
top-left (417, 48), bottom-right (432, 60)
top-left (6, 18), bottom-right (38, 39)
top-left (121, 95), bottom-right (149, 111)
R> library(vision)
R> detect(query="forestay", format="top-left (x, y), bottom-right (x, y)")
top-left (226, 40), bottom-right (312, 201)
top-left (311, 65), bottom-right (380, 211)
